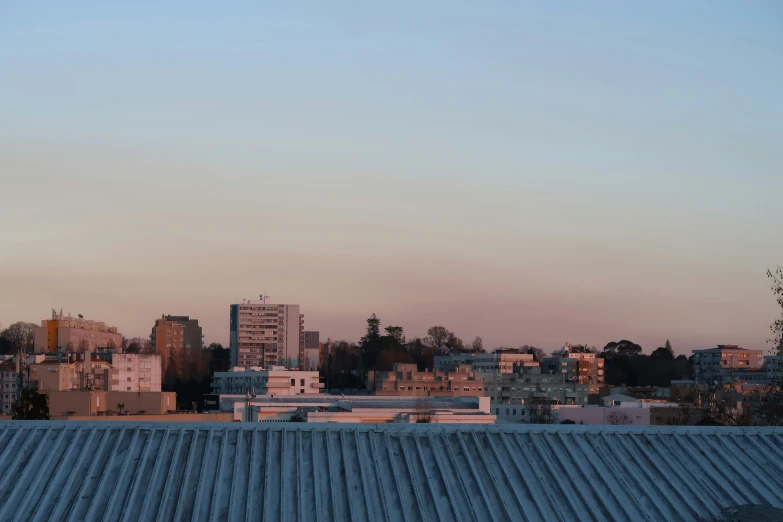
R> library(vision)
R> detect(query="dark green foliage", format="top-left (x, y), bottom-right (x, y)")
top-left (603, 353), bottom-right (692, 387)
top-left (769, 266), bottom-right (783, 348)
top-left (208, 343), bottom-right (231, 373)
top-left (321, 341), bottom-right (365, 390)
top-left (12, 388), bottom-right (49, 420)
top-left (601, 340), bottom-right (643, 361)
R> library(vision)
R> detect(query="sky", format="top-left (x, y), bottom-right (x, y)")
top-left (1, 1), bottom-right (782, 354)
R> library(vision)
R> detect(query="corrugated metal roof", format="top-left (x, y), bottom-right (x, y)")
top-left (1, 422), bottom-right (782, 522)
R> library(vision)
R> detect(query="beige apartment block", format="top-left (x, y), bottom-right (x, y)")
top-left (34, 310), bottom-right (122, 353)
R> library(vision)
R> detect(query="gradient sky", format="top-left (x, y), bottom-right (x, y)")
top-left (1, 1), bottom-right (782, 354)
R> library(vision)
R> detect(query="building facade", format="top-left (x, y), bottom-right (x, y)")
top-left (34, 310), bottom-right (122, 353)
top-left (110, 354), bottom-right (162, 392)
top-left (229, 300), bottom-right (303, 368)
top-left (480, 366), bottom-right (589, 414)
top-left (434, 352), bottom-right (536, 373)
top-left (0, 358), bottom-right (20, 415)
top-left (542, 344), bottom-right (605, 394)
top-left (692, 345), bottom-right (765, 385)
top-left (150, 315), bottom-right (202, 378)
top-left (211, 366), bottom-right (323, 396)
top-left (221, 395), bottom-right (494, 424)
top-left (302, 331), bottom-right (320, 371)
top-left (367, 363), bottom-right (486, 396)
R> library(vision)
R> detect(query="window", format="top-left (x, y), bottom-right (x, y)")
top-left (300, 379), bottom-right (304, 386)
top-left (290, 379), bottom-right (295, 386)
top-left (127, 387), bottom-right (131, 391)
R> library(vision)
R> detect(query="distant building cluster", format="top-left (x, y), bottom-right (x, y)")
top-left (7, 302), bottom-right (783, 429)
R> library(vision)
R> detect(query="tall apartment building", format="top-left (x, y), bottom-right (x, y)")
top-left (367, 363), bottom-right (486, 396)
top-left (434, 352), bottom-right (536, 374)
top-left (692, 345), bottom-right (765, 385)
top-left (110, 354), bottom-right (162, 392)
top-left (229, 300), bottom-right (303, 369)
top-left (34, 310), bottom-right (122, 353)
top-left (150, 315), bottom-right (202, 378)
top-left (542, 344), bottom-right (605, 395)
top-left (211, 366), bottom-right (322, 396)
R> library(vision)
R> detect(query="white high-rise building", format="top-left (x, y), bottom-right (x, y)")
top-left (230, 300), bottom-right (304, 369)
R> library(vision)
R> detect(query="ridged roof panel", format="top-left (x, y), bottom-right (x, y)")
top-left (0, 422), bottom-right (782, 521)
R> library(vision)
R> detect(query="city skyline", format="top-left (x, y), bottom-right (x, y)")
top-left (1, 2), bottom-right (782, 353)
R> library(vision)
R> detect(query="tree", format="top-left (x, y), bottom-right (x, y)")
top-left (413, 398), bottom-right (433, 423)
top-left (527, 400), bottom-right (554, 424)
top-left (207, 343), bottom-right (231, 373)
top-left (445, 332), bottom-right (464, 352)
top-left (407, 338), bottom-right (435, 371)
top-left (651, 347), bottom-right (674, 361)
top-left (470, 337), bottom-right (484, 353)
top-left (360, 314), bottom-right (381, 346)
top-left (360, 314), bottom-right (383, 368)
top-left (125, 342), bottom-right (140, 354)
top-left (769, 266), bottom-right (783, 349)
top-left (424, 326), bottom-right (451, 351)
top-left (12, 388), bottom-right (49, 420)
top-left (384, 326), bottom-right (405, 344)
top-left (0, 322), bottom-right (37, 355)
top-left (321, 341), bottom-right (364, 391)
top-left (77, 339), bottom-right (90, 352)
top-left (374, 348), bottom-right (415, 371)
top-left (520, 345), bottom-right (545, 362)
top-left (606, 411), bottom-right (632, 425)
top-left (601, 340), bottom-right (642, 361)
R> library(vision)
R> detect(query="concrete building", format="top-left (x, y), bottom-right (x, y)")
top-left (481, 367), bottom-right (589, 406)
top-left (0, 358), bottom-right (20, 415)
top-left (211, 366), bottom-right (323, 396)
top-left (219, 395), bottom-right (494, 423)
top-left (302, 331), bottom-right (320, 371)
top-left (229, 300), bottom-right (303, 368)
top-left (692, 345), bottom-right (765, 385)
top-left (559, 401), bottom-right (682, 426)
top-left (28, 360), bottom-right (79, 392)
top-left (33, 310), bottom-right (122, 353)
top-left (367, 363), bottom-right (486, 397)
top-left (150, 315), bottom-right (202, 378)
top-left (434, 352), bottom-right (535, 373)
top-left (542, 343), bottom-right (605, 394)
top-left (48, 390), bottom-right (107, 419)
top-left (47, 390), bottom-right (177, 419)
top-left (110, 353), bottom-right (162, 392)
